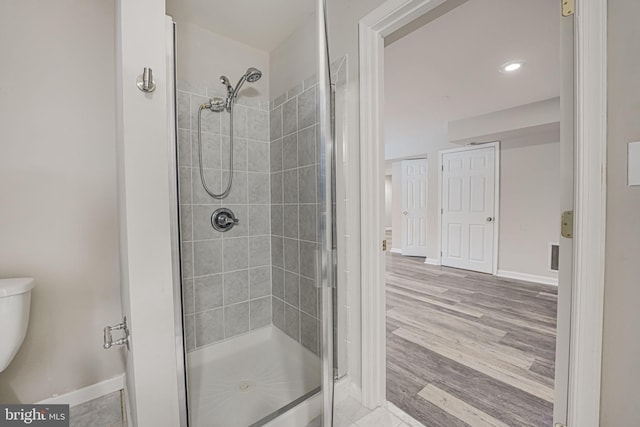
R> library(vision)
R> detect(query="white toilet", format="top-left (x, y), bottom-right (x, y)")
top-left (0, 278), bottom-right (35, 372)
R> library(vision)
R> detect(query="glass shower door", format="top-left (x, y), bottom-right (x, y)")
top-left (166, 0), bottom-right (335, 424)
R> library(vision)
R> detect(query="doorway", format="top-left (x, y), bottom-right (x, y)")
top-left (359, 0), bottom-right (607, 426)
top-left (382, 2), bottom-right (562, 424)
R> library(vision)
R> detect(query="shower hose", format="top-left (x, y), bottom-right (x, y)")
top-left (197, 103), bottom-right (233, 199)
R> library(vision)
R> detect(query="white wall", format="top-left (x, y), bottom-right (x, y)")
top-left (0, 0), bottom-right (124, 403)
top-left (388, 130), bottom-right (560, 279)
top-left (449, 97), bottom-right (560, 143)
top-left (384, 176), bottom-right (393, 229)
top-left (269, 13), bottom-right (317, 98)
top-left (601, 0), bottom-right (640, 424)
top-left (498, 130), bottom-right (560, 280)
top-left (174, 21), bottom-right (270, 100)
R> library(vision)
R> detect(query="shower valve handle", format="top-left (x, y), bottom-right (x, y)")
top-left (217, 215), bottom-right (239, 226)
top-left (211, 208), bottom-right (239, 232)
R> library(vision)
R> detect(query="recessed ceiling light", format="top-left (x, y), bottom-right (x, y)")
top-left (500, 61), bottom-right (524, 73)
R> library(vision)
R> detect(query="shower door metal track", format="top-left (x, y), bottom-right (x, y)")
top-left (248, 387), bottom-right (322, 427)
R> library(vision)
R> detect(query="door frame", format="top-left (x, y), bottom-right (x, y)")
top-left (438, 142), bottom-right (500, 274)
top-left (359, 2), bottom-right (607, 427)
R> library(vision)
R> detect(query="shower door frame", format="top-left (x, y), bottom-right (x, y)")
top-left (166, 0), bottom-right (337, 426)
top-left (358, 1), bottom-right (607, 426)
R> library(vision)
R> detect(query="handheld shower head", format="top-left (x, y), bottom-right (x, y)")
top-left (220, 75), bottom-right (233, 94)
top-left (245, 67), bottom-right (262, 83)
top-left (231, 67), bottom-right (263, 99)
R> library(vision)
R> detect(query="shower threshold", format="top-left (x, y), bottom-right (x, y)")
top-left (187, 325), bottom-right (321, 427)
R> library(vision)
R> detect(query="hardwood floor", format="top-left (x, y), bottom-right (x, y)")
top-left (385, 252), bottom-right (557, 427)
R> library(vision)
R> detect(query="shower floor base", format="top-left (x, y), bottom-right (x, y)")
top-left (187, 325), bottom-right (321, 427)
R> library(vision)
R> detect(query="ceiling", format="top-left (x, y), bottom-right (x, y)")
top-left (166, 0), bottom-right (315, 52)
top-left (384, 0), bottom-right (560, 153)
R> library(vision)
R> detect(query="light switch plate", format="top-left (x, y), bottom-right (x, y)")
top-left (629, 141), bottom-right (640, 186)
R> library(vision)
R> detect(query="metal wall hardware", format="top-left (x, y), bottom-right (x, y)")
top-left (103, 316), bottom-right (130, 350)
top-left (211, 207), bottom-right (239, 232)
top-left (136, 67), bottom-right (156, 93)
top-left (561, 0), bottom-right (574, 16)
top-left (561, 210), bottom-right (574, 238)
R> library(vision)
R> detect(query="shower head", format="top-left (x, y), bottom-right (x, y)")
top-left (231, 67), bottom-right (263, 98)
top-left (245, 67), bottom-right (262, 83)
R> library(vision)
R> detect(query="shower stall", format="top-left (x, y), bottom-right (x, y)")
top-left (164, 0), bottom-right (340, 425)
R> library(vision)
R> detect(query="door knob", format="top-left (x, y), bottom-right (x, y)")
top-left (486, 217), bottom-right (494, 222)
top-left (402, 211), bottom-right (408, 215)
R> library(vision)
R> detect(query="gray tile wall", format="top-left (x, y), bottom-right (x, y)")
top-left (269, 77), bottom-right (322, 356)
top-left (177, 81), bottom-right (272, 351)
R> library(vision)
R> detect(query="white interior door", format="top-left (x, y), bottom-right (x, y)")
top-left (401, 159), bottom-right (428, 257)
top-left (115, 2), bottom-right (182, 426)
top-left (441, 145), bottom-right (496, 273)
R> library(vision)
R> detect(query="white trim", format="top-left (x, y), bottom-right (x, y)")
top-left (497, 270), bottom-right (559, 287)
top-left (358, 0), bottom-right (607, 421)
top-left (568, 0), bottom-right (607, 425)
top-left (390, 248), bottom-right (402, 254)
top-left (37, 374), bottom-right (125, 407)
top-left (359, 2), bottom-right (450, 407)
top-left (424, 257), bottom-right (441, 266)
top-left (123, 382), bottom-right (132, 427)
top-left (438, 142), bottom-right (500, 275)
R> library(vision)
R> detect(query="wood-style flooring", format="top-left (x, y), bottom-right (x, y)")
top-left (385, 252), bottom-right (557, 427)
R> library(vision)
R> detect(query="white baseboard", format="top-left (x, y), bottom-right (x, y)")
top-left (37, 374), bottom-right (125, 407)
top-left (496, 270), bottom-right (558, 286)
top-left (424, 258), bottom-right (441, 266)
top-left (390, 248), bottom-right (402, 254)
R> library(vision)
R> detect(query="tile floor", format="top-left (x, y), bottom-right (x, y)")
top-left (307, 397), bottom-right (425, 427)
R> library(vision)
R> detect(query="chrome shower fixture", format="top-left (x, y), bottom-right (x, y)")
top-left (196, 66), bottom-right (263, 200)
top-left (219, 67), bottom-right (263, 112)
top-left (220, 76), bottom-right (233, 95)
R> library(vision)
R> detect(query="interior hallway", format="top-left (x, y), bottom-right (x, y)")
top-left (385, 252), bottom-right (557, 426)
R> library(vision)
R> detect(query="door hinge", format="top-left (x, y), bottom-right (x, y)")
top-left (382, 239), bottom-right (387, 251)
top-left (103, 316), bottom-right (130, 351)
top-left (441, 208), bottom-right (443, 214)
top-left (561, 210), bottom-right (574, 238)
top-left (561, 0), bottom-right (574, 16)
